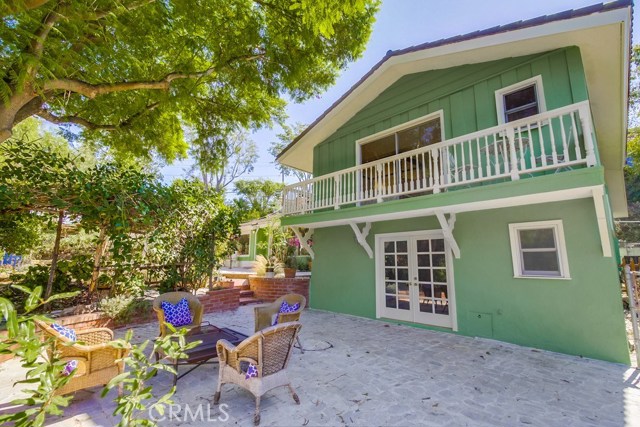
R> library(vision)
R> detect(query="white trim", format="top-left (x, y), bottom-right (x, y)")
top-left (278, 7), bottom-right (630, 200)
top-left (374, 230), bottom-right (457, 330)
top-left (284, 185), bottom-right (602, 230)
top-left (495, 75), bottom-right (546, 125)
top-left (435, 211), bottom-right (460, 259)
top-left (356, 110), bottom-right (445, 148)
top-left (349, 222), bottom-right (373, 258)
top-left (290, 227), bottom-right (315, 260)
top-left (591, 186), bottom-right (613, 257)
top-left (237, 233), bottom-right (251, 256)
top-left (508, 220), bottom-right (570, 279)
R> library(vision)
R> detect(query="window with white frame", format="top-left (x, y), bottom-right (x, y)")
top-left (237, 234), bottom-right (250, 255)
top-left (508, 220), bottom-right (569, 279)
top-left (495, 76), bottom-right (546, 124)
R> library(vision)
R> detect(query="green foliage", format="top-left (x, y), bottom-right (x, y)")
top-left (4, 259), bottom-right (88, 313)
top-left (296, 256), bottom-right (310, 272)
top-left (1, 1), bottom-right (380, 161)
top-left (0, 286), bottom-right (80, 427)
top-left (190, 128), bottom-right (259, 191)
top-left (146, 180), bottom-right (239, 291)
top-left (99, 296), bottom-right (151, 324)
top-left (233, 179), bottom-right (285, 221)
top-left (0, 213), bottom-right (46, 255)
top-left (103, 326), bottom-right (200, 426)
top-left (269, 123), bottom-right (312, 182)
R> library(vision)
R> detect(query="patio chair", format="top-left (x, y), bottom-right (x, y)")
top-left (214, 322), bottom-right (302, 425)
top-left (254, 294), bottom-right (306, 353)
top-left (152, 291), bottom-right (203, 337)
top-left (35, 320), bottom-right (128, 396)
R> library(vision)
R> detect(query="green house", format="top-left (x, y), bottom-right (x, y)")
top-left (277, 1), bottom-right (632, 364)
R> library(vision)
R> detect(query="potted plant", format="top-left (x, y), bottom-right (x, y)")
top-left (283, 256), bottom-right (297, 278)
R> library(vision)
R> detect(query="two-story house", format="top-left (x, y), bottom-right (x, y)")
top-left (276, 1), bottom-right (632, 364)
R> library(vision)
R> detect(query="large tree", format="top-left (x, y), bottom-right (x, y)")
top-left (189, 129), bottom-right (258, 192)
top-left (269, 122), bottom-right (312, 182)
top-left (233, 178), bottom-right (284, 220)
top-left (0, 0), bottom-right (379, 160)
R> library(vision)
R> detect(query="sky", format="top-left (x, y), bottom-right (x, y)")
top-left (160, 0), bottom-right (639, 194)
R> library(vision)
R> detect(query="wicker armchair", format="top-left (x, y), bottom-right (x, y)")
top-left (214, 322), bottom-right (302, 425)
top-left (254, 294), bottom-right (305, 353)
top-left (36, 320), bottom-right (128, 396)
top-left (152, 291), bottom-right (203, 337)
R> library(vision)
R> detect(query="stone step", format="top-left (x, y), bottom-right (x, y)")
top-left (239, 297), bottom-right (262, 306)
top-left (239, 289), bottom-right (255, 298)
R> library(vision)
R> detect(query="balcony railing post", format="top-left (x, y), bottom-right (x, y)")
top-left (376, 164), bottom-right (383, 203)
top-left (506, 127), bottom-right (520, 181)
top-left (334, 175), bottom-right (341, 209)
top-left (432, 149), bottom-right (441, 193)
top-left (578, 104), bottom-right (597, 167)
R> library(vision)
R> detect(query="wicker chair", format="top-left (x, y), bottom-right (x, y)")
top-left (152, 291), bottom-right (203, 337)
top-left (214, 322), bottom-right (302, 425)
top-left (36, 320), bottom-right (128, 396)
top-left (254, 294), bottom-right (306, 353)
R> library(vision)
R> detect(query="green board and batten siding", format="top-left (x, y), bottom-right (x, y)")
top-left (292, 46), bottom-right (630, 364)
top-left (309, 198), bottom-right (629, 364)
top-left (313, 47), bottom-right (589, 177)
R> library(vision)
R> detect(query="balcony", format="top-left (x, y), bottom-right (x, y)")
top-left (282, 101), bottom-right (597, 216)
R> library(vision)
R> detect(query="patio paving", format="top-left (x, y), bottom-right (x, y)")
top-left (1, 306), bottom-right (639, 426)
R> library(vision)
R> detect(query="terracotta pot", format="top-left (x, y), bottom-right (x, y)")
top-left (283, 267), bottom-right (297, 278)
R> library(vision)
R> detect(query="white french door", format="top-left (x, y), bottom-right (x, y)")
top-left (376, 231), bottom-right (456, 329)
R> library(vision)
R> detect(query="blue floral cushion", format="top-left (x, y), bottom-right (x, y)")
top-left (245, 363), bottom-right (258, 380)
top-left (51, 323), bottom-right (76, 341)
top-left (62, 359), bottom-right (78, 376)
top-left (272, 301), bottom-right (301, 326)
top-left (161, 298), bottom-right (193, 327)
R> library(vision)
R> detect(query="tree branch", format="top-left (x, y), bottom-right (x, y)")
top-left (82, 0), bottom-right (156, 21)
top-left (24, 5), bottom-right (62, 80)
top-left (2, 0), bottom-right (52, 17)
top-left (37, 102), bottom-right (160, 131)
top-left (42, 53), bottom-right (265, 98)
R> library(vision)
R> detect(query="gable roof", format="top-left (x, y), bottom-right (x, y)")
top-left (276, 1), bottom-right (632, 216)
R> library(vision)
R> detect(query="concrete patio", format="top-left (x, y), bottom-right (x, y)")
top-left (1, 306), bottom-right (639, 426)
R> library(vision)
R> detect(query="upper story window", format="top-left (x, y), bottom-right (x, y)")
top-left (359, 112), bottom-right (443, 164)
top-left (495, 76), bottom-right (546, 124)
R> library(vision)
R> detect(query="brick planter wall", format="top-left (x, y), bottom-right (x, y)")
top-left (0, 289), bottom-right (242, 364)
top-left (248, 277), bottom-right (310, 306)
top-left (197, 287), bottom-right (240, 313)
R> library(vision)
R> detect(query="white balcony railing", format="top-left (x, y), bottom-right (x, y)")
top-left (282, 101), bottom-right (596, 215)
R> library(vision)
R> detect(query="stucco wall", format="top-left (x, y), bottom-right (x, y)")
top-left (308, 198), bottom-right (629, 364)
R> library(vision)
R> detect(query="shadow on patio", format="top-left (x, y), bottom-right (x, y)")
top-left (1, 306), bottom-right (639, 426)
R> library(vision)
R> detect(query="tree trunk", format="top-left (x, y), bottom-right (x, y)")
top-left (208, 231), bottom-right (216, 288)
top-left (89, 226), bottom-right (109, 293)
top-left (45, 210), bottom-right (65, 299)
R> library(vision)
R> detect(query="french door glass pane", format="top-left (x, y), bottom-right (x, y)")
top-left (432, 254), bottom-right (446, 267)
top-left (417, 254), bottom-right (430, 267)
top-left (417, 240), bottom-right (429, 252)
top-left (433, 268), bottom-right (447, 283)
top-left (431, 239), bottom-right (445, 252)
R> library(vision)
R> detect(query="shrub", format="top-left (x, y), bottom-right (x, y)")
top-left (98, 295), bottom-right (151, 324)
